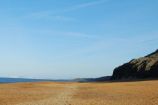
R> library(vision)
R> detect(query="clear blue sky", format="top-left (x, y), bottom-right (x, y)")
top-left (0, 0), bottom-right (158, 79)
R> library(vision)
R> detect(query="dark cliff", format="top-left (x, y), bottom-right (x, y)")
top-left (111, 50), bottom-right (158, 80)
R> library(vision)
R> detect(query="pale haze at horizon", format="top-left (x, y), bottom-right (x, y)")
top-left (0, 0), bottom-right (158, 79)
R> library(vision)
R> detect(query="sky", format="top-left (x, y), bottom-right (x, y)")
top-left (0, 0), bottom-right (158, 79)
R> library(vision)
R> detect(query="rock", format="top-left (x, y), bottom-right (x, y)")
top-left (111, 50), bottom-right (158, 80)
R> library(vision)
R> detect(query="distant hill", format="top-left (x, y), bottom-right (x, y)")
top-left (73, 76), bottom-right (111, 82)
top-left (111, 49), bottom-right (158, 80)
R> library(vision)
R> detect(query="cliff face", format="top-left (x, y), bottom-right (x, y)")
top-left (111, 50), bottom-right (158, 80)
